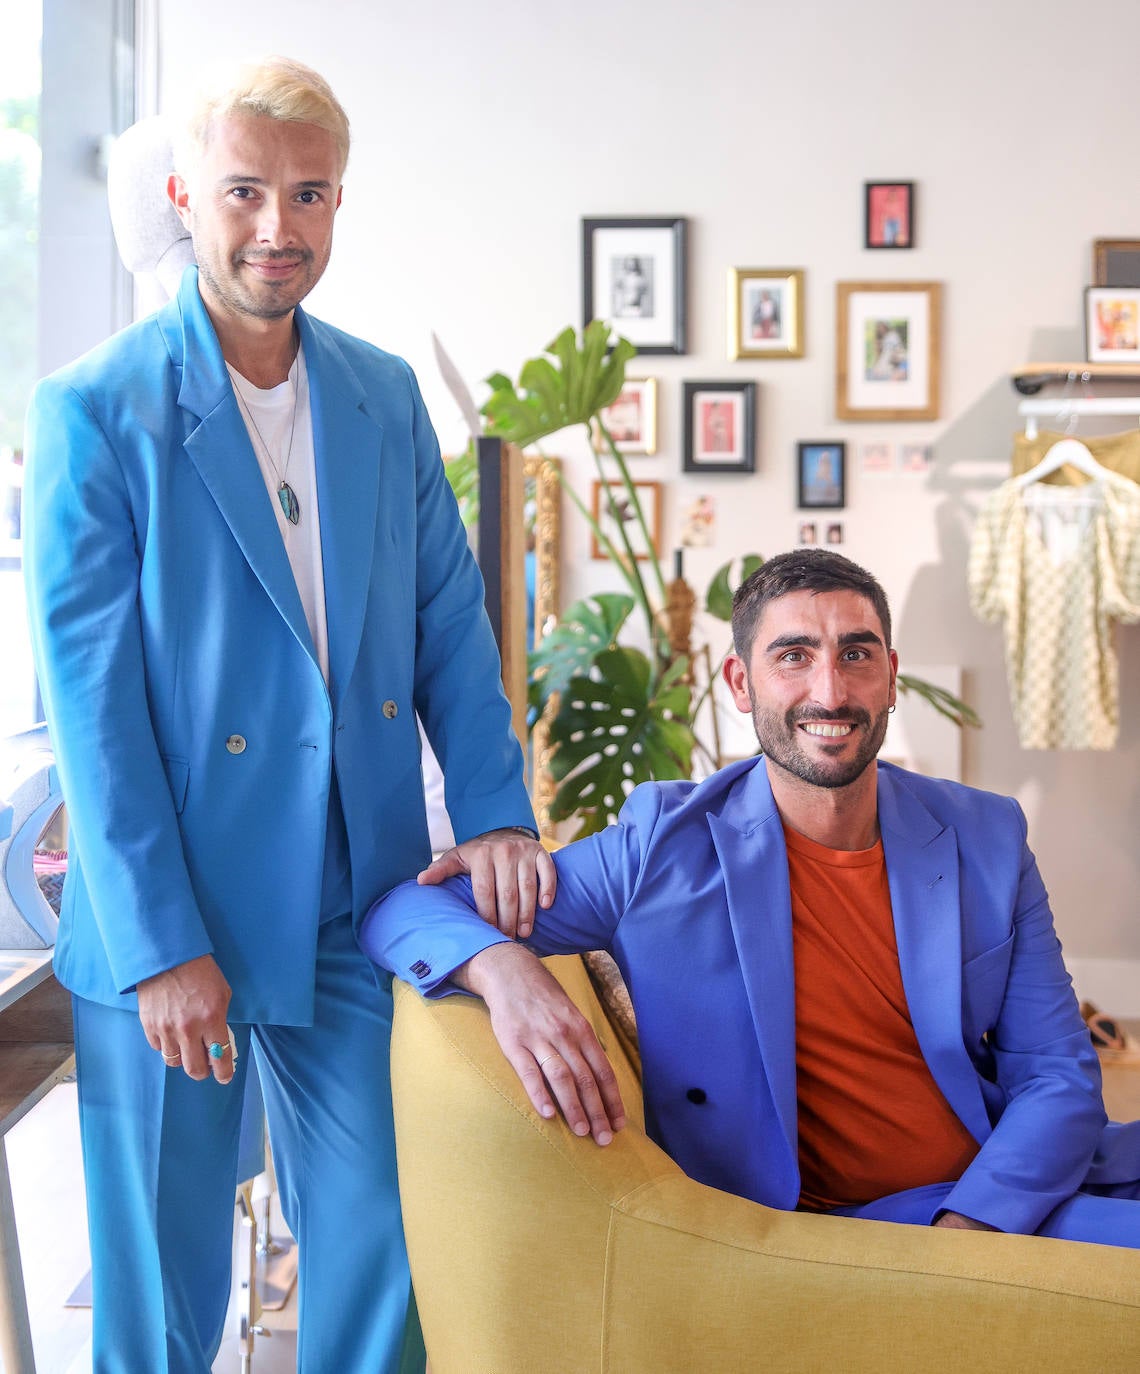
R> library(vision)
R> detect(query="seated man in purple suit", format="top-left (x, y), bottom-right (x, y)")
top-left (363, 549), bottom-right (1140, 1248)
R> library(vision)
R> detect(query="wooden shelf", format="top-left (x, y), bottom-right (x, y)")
top-left (1012, 363), bottom-right (1140, 394)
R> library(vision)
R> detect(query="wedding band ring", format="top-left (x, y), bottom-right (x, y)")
top-left (538, 1053), bottom-right (560, 1068)
top-left (162, 1052), bottom-right (181, 1064)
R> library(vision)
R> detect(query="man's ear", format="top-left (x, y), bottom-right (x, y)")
top-left (167, 173), bottom-right (192, 229)
top-left (888, 648), bottom-right (899, 710)
top-left (723, 654), bottom-right (752, 714)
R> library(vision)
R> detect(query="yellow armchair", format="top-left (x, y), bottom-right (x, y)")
top-left (390, 957), bottom-right (1140, 1373)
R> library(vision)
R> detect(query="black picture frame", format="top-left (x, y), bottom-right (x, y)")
top-left (582, 216), bottom-right (687, 355)
top-left (797, 441), bottom-right (846, 509)
top-left (864, 182), bottom-right (915, 250)
top-left (682, 381), bottom-right (756, 473)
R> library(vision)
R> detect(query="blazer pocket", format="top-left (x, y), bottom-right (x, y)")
top-left (162, 755), bottom-right (190, 814)
top-left (961, 931), bottom-right (1014, 1045)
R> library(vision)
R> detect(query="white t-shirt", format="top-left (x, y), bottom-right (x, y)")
top-left (227, 347), bottom-right (330, 686)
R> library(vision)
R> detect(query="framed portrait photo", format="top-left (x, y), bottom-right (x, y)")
top-left (836, 281), bottom-right (941, 422)
top-left (1086, 287), bottom-right (1140, 362)
top-left (592, 377), bottom-right (658, 455)
top-left (797, 442), bottom-right (846, 510)
top-left (582, 216), bottom-right (687, 354)
top-left (1092, 239), bottom-right (1140, 288)
top-left (682, 381), bottom-right (756, 473)
top-left (590, 479), bottom-right (662, 561)
top-left (864, 182), bottom-right (914, 250)
top-left (728, 268), bottom-right (805, 360)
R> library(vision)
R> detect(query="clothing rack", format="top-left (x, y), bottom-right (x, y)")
top-left (1018, 395), bottom-right (1140, 439)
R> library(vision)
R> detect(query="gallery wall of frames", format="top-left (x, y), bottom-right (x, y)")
top-left (159, 0), bottom-right (1140, 996)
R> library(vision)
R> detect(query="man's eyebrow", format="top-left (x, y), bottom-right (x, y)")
top-left (217, 175), bottom-right (334, 190)
top-left (763, 629), bottom-right (884, 652)
top-left (764, 632), bottom-right (821, 652)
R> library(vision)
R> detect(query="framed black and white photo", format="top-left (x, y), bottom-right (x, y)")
top-left (797, 441), bottom-right (846, 509)
top-left (682, 381), bottom-right (756, 473)
top-left (582, 216), bottom-right (687, 354)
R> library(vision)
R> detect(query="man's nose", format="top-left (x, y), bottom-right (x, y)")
top-left (809, 660), bottom-right (849, 709)
top-left (254, 196), bottom-right (292, 247)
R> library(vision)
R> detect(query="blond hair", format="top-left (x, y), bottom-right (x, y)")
top-left (173, 55), bottom-right (350, 182)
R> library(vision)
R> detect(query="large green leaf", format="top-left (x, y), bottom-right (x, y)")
top-left (482, 322), bottom-right (638, 448)
top-left (896, 674), bottom-right (981, 728)
top-left (546, 647), bottom-right (695, 838)
top-left (705, 553), bottom-right (765, 622)
top-left (528, 593), bottom-right (635, 716)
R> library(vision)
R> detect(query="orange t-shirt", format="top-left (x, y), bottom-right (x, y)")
top-left (784, 824), bottom-right (980, 1212)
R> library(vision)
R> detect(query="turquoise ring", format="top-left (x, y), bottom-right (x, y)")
top-left (208, 1041), bottom-right (227, 1060)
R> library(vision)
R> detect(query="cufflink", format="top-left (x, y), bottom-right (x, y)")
top-left (410, 959), bottom-right (431, 978)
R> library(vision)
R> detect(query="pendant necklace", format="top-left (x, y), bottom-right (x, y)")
top-left (234, 363), bottom-right (302, 526)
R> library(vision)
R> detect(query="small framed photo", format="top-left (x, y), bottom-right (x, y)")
top-left (682, 382), bottom-right (757, 473)
top-left (1092, 239), bottom-right (1140, 287)
top-left (836, 281), bottom-right (941, 421)
top-left (864, 182), bottom-right (914, 249)
top-left (859, 440), bottom-right (893, 474)
top-left (798, 520), bottom-right (818, 545)
top-left (797, 442), bottom-right (846, 510)
top-left (727, 268), bottom-right (805, 359)
top-left (582, 216), bottom-right (687, 354)
top-left (590, 479), bottom-right (662, 561)
top-left (593, 377), bottom-right (657, 454)
top-left (825, 521), bottom-right (845, 545)
top-left (1085, 287), bottom-right (1140, 362)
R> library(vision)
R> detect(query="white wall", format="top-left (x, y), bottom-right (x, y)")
top-left (158, 0), bottom-right (1140, 1001)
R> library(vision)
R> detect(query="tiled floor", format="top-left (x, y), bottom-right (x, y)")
top-left (6, 1079), bottom-right (298, 1374)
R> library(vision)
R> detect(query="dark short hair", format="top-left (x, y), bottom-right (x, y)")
top-left (731, 549), bottom-right (892, 660)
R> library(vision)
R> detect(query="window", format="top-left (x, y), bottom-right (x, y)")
top-left (0, 0), bottom-right (134, 737)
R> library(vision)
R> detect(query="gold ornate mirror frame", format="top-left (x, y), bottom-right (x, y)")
top-left (524, 454), bottom-right (560, 841)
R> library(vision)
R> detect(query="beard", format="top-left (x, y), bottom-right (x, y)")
top-left (749, 698), bottom-right (890, 790)
top-left (195, 241), bottom-right (320, 322)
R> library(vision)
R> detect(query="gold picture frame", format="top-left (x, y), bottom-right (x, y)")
top-left (591, 377), bottom-right (658, 455)
top-left (835, 280), bottom-right (941, 422)
top-left (728, 268), bottom-right (805, 360)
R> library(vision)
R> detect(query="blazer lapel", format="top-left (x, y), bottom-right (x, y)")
top-left (296, 311), bottom-right (384, 707)
top-left (161, 271), bottom-right (315, 660)
top-left (877, 767), bottom-right (992, 1142)
top-left (708, 761), bottom-right (799, 1179)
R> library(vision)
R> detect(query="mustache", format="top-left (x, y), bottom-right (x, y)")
top-left (237, 249), bottom-right (312, 265)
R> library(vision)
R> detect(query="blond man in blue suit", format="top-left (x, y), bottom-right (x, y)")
top-left (24, 56), bottom-right (552, 1373)
top-left (365, 551), bottom-right (1140, 1248)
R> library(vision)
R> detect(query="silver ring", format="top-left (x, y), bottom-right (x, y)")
top-left (162, 1052), bottom-right (181, 1064)
top-left (538, 1053), bottom-right (560, 1068)
top-left (208, 1041), bottom-right (227, 1060)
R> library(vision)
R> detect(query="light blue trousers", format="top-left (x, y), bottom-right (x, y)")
top-left (72, 915), bottom-right (425, 1373)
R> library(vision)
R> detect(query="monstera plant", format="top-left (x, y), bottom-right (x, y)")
top-left (469, 323), bottom-right (977, 839)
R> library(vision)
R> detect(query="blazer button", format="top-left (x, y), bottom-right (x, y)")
top-left (686, 1088), bottom-right (707, 1105)
top-left (382, 700), bottom-right (398, 719)
top-left (225, 734), bottom-right (247, 755)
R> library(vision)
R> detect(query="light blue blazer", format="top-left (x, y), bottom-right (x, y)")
top-left (25, 267), bottom-right (532, 1024)
top-left (364, 757), bottom-right (1139, 1234)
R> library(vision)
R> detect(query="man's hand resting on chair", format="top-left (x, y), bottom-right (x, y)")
top-left (455, 942), bottom-right (627, 1146)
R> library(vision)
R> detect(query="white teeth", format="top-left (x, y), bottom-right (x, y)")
top-left (801, 723), bottom-right (853, 737)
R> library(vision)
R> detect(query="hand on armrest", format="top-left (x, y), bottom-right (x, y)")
top-left (933, 1211), bottom-right (999, 1232)
top-left (457, 942), bottom-right (626, 1146)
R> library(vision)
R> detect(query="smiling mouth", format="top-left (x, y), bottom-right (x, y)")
top-left (799, 722), bottom-right (855, 738)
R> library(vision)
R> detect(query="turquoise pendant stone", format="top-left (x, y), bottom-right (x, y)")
top-left (278, 481), bottom-right (301, 525)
